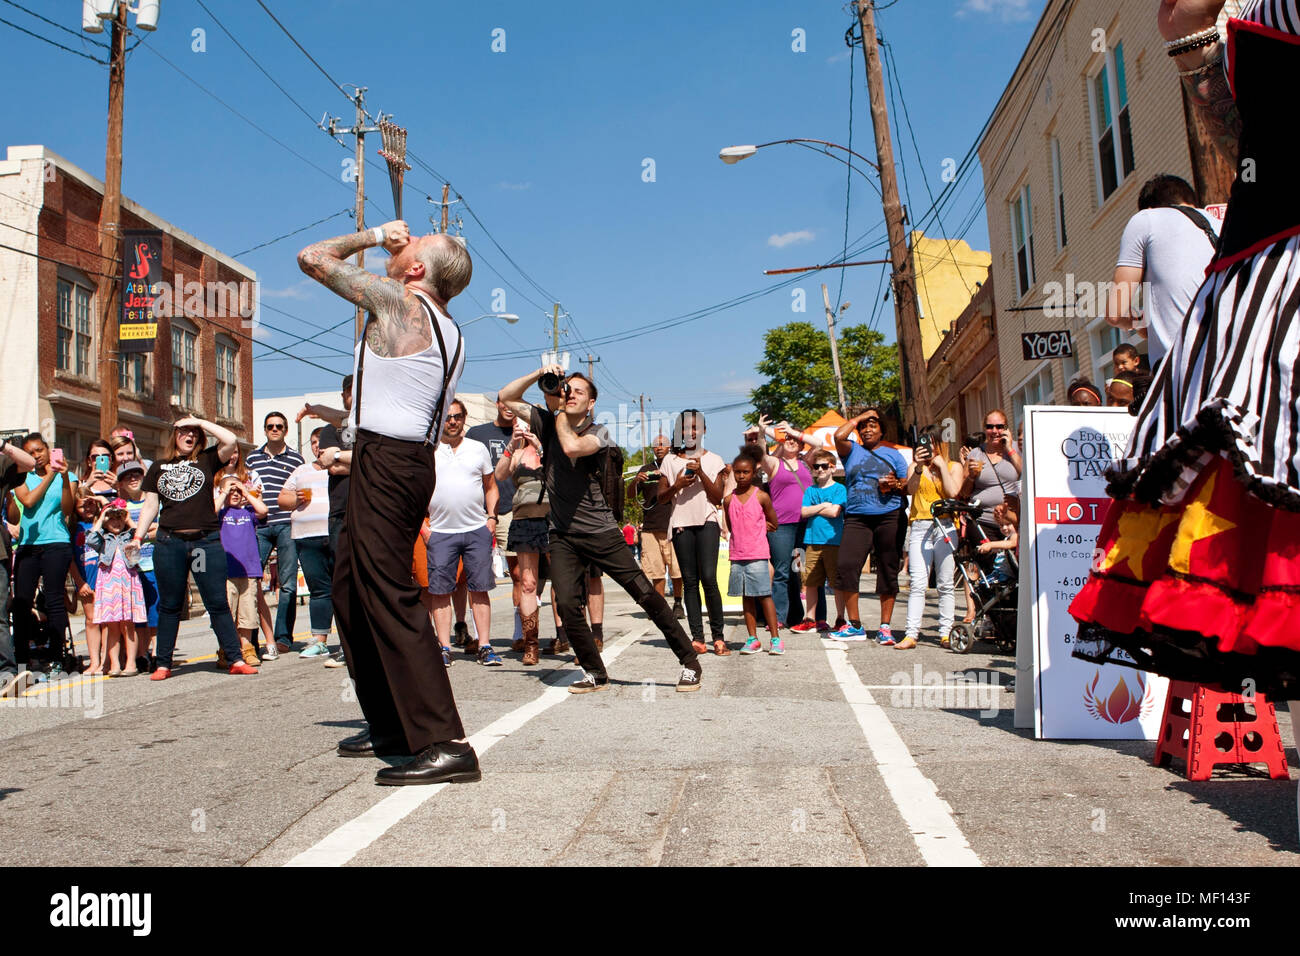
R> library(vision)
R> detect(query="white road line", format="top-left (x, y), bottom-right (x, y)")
top-left (285, 629), bottom-right (647, 867)
top-left (822, 643), bottom-right (982, 867)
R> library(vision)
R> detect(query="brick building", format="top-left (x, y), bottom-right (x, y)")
top-left (977, 1), bottom-right (1242, 431)
top-left (0, 145), bottom-right (256, 462)
top-left (926, 272), bottom-right (1001, 446)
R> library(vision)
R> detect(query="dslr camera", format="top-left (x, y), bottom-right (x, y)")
top-left (539, 371), bottom-right (571, 400)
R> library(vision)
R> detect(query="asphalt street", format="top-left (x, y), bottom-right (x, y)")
top-left (3, 580), bottom-right (1298, 867)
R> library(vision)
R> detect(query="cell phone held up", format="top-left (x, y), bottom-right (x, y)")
top-left (51, 448), bottom-right (66, 469)
top-left (95, 453), bottom-right (111, 474)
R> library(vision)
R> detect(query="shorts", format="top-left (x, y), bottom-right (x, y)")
top-left (837, 510), bottom-right (905, 597)
top-left (639, 529), bottom-right (680, 579)
top-left (427, 527), bottom-right (496, 594)
top-left (493, 510), bottom-right (515, 557)
top-left (140, 567), bottom-right (159, 628)
top-left (507, 516), bottom-right (549, 554)
top-left (226, 577), bottom-right (259, 630)
top-left (728, 558), bottom-right (772, 597)
top-left (801, 544), bottom-right (839, 590)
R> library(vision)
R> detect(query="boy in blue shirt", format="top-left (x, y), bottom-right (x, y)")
top-left (790, 450), bottom-right (847, 633)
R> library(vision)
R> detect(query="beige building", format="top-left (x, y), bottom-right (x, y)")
top-left (912, 231), bottom-right (993, 362)
top-left (977, 0), bottom-right (1242, 431)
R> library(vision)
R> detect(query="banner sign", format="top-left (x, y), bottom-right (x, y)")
top-left (119, 229), bottom-right (162, 354)
top-left (1021, 329), bottom-right (1073, 360)
top-left (1022, 406), bottom-right (1168, 739)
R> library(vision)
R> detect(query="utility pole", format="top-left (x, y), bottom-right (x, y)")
top-left (321, 88), bottom-right (389, 341)
top-left (96, 1), bottom-right (127, 438)
top-left (856, 0), bottom-right (932, 428)
top-left (584, 353), bottom-right (600, 380)
top-left (440, 184), bottom-right (450, 233)
top-left (552, 303), bottom-right (561, 350)
top-left (821, 285), bottom-right (849, 418)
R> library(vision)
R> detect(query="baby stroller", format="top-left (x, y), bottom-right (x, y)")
top-left (21, 582), bottom-right (84, 677)
top-left (928, 498), bottom-right (1018, 655)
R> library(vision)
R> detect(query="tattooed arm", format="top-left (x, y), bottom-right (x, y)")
top-left (297, 220), bottom-right (431, 358)
top-left (1179, 45), bottom-right (1242, 165)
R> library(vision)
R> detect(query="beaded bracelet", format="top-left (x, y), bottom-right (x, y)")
top-left (1164, 25), bottom-right (1219, 49)
top-left (1167, 31), bottom-right (1220, 57)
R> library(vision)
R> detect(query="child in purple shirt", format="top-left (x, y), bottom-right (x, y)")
top-left (218, 476), bottom-right (269, 667)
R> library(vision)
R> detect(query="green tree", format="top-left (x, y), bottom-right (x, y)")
top-left (747, 321), bottom-right (900, 427)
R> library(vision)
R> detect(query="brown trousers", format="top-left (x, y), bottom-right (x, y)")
top-left (332, 429), bottom-right (465, 751)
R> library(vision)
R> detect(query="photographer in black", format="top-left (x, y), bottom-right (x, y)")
top-left (498, 364), bottom-right (702, 693)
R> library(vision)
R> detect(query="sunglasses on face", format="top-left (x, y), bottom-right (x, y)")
top-left (813, 464), bottom-right (832, 471)
top-left (446, 413), bottom-right (466, 422)
top-left (985, 424), bottom-right (1007, 431)
top-left (266, 423), bottom-right (286, 431)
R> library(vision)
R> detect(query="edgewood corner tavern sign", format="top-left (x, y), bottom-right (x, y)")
top-left (1021, 329), bottom-right (1073, 360)
top-left (119, 229), bottom-right (162, 354)
top-left (1020, 405), bottom-right (1168, 740)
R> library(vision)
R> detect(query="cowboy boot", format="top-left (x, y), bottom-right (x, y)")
top-left (522, 610), bottom-right (540, 666)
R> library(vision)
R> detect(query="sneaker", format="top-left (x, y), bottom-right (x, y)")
top-left (815, 620), bottom-right (831, 632)
top-left (452, 622), bottom-right (471, 648)
top-left (300, 641), bottom-right (331, 658)
top-left (442, 646), bottom-right (453, 668)
top-left (740, 636), bottom-right (763, 655)
top-left (834, 623), bottom-right (867, 641)
top-left (673, 601), bottom-right (685, 620)
top-left (276, 641), bottom-right (292, 654)
top-left (323, 654), bottom-right (346, 669)
top-left (675, 662), bottom-right (703, 693)
top-left (477, 645), bottom-right (503, 667)
top-left (463, 638), bottom-right (480, 656)
top-left (262, 645), bottom-right (280, 662)
top-left (241, 645), bottom-right (262, 667)
top-left (769, 637), bottom-right (785, 655)
top-left (876, 627), bottom-right (896, 647)
top-left (832, 617), bottom-right (847, 631)
top-left (569, 670), bottom-right (609, 694)
top-left (789, 619), bottom-right (818, 633)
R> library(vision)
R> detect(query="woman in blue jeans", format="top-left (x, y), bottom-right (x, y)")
top-left (127, 418), bottom-right (255, 680)
top-left (278, 429), bottom-right (334, 658)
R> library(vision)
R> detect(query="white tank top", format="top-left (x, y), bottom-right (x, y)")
top-left (350, 289), bottom-right (464, 442)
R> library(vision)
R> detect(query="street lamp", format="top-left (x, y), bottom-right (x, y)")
top-left (461, 312), bottom-right (519, 328)
top-left (718, 138), bottom-right (881, 193)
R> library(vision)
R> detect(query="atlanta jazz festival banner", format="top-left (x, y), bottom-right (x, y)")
top-left (1020, 406), bottom-right (1168, 739)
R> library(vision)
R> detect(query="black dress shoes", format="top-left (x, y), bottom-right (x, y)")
top-left (374, 741), bottom-right (482, 786)
top-left (337, 730), bottom-right (411, 759)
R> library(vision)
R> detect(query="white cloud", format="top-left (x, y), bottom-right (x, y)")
top-left (767, 229), bottom-right (815, 248)
top-left (248, 323), bottom-right (273, 342)
top-left (956, 0), bottom-right (1038, 21)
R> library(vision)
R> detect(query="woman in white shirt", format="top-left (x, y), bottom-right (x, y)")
top-left (278, 428), bottom-right (334, 658)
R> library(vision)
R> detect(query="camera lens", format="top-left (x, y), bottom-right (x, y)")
top-left (539, 372), bottom-right (561, 395)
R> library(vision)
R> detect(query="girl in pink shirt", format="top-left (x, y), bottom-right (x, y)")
top-left (724, 446), bottom-right (781, 655)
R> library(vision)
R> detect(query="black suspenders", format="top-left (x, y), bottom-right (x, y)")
top-left (349, 294), bottom-right (463, 447)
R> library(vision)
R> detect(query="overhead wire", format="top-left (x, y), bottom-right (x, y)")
top-left (0, 13), bottom-right (105, 63)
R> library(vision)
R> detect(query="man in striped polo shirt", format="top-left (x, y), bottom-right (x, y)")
top-left (247, 411), bottom-right (306, 652)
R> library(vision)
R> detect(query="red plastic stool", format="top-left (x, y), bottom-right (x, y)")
top-left (1153, 680), bottom-right (1290, 780)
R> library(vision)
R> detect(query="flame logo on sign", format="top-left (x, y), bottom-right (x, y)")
top-left (1083, 671), bottom-right (1155, 724)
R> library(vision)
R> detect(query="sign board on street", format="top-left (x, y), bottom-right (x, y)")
top-left (1019, 405), bottom-right (1167, 740)
top-left (1021, 330), bottom-right (1073, 361)
top-left (120, 229), bottom-right (162, 354)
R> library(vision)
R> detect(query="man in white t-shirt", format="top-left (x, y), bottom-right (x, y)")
top-left (1106, 174), bottom-right (1220, 368)
top-left (426, 399), bottom-right (502, 667)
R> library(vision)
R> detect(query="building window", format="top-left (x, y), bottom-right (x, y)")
top-left (1088, 41), bottom-right (1136, 204)
top-left (1051, 137), bottom-right (1067, 250)
top-left (172, 320), bottom-right (198, 411)
top-left (56, 280), bottom-right (73, 371)
top-left (1011, 364), bottom-right (1054, 434)
top-left (119, 353), bottom-right (149, 395)
top-left (215, 338), bottom-right (238, 420)
top-left (1011, 184), bottom-right (1035, 298)
top-left (57, 277), bottom-right (95, 377)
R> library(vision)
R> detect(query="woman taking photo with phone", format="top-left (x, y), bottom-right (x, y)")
top-left (900, 426), bottom-right (964, 649)
top-left (11, 433), bottom-right (76, 669)
top-left (79, 439), bottom-right (117, 500)
top-left (127, 417), bottom-right (255, 680)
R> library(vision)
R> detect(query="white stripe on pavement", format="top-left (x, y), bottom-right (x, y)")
top-left (285, 629), bottom-right (647, 867)
top-left (822, 643), bottom-right (982, 867)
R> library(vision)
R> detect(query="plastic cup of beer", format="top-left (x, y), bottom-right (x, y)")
top-left (248, 487), bottom-right (261, 499)
top-left (301, 488), bottom-right (313, 506)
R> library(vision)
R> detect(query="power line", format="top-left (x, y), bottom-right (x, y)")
top-left (233, 208), bottom-right (352, 257)
top-left (252, 0), bottom-right (353, 103)
top-left (0, 13), bottom-right (105, 63)
top-left (194, 0), bottom-right (318, 125)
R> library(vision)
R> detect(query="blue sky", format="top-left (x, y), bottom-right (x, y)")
top-left (2, 0), bottom-right (1044, 445)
